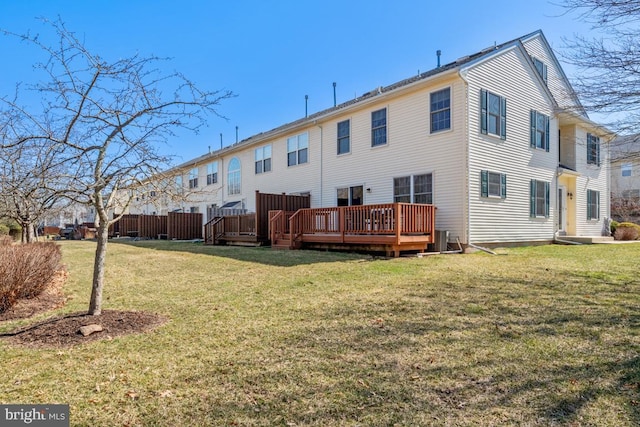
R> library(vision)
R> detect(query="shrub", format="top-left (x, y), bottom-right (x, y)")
top-left (0, 242), bottom-right (62, 313)
top-left (0, 218), bottom-right (21, 237)
top-left (0, 235), bottom-right (14, 246)
top-left (610, 220), bottom-right (619, 236)
top-left (614, 222), bottom-right (640, 241)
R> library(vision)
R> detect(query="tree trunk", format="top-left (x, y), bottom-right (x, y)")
top-left (20, 221), bottom-right (35, 243)
top-left (88, 222), bottom-right (109, 315)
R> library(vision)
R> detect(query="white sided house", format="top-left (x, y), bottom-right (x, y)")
top-left (131, 30), bottom-right (613, 248)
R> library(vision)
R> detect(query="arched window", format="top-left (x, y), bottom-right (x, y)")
top-left (227, 157), bottom-right (241, 195)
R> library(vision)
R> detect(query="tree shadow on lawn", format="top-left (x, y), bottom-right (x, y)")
top-left (187, 294), bottom-right (640, 425)
top-left (109, 238), bottom-right (374, 267)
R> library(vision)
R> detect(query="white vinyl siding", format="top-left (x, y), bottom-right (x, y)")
top-left (467, 45), bottom-right (557, 243)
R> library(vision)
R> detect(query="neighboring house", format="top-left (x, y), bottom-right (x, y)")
top-left (130, 30), bottom-right (613, 247)
top-left (610, 135), bottom-right (640, 223)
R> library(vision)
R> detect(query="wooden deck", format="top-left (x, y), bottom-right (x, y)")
top-left (269, 203), bottom-right (435, 257)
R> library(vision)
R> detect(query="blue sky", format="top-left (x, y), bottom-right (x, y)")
top-left (0, 1), bottom-right (593, 164)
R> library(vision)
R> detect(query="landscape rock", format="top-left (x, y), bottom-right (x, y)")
top-left (79, 324), bottom-right (103, 337)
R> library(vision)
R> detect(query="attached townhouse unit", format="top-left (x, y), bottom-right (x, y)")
top-left (610, 135), bottom-right (640, 223)
top-left (130, 30), bottom-right (614, 248)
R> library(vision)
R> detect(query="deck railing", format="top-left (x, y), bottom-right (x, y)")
top-left (204, 213), bottom-right (256, 245)
top-left (285, 203), bottom-right (435, 247)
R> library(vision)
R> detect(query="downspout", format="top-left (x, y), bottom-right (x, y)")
top-left (316, 122), bottom-right (323, 207)
top-left (458, 68), bottom-right (471, 248)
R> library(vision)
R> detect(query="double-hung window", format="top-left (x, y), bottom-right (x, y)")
top-left (206, 162), bottom-right (218, 185)
top-left (371, 108), bottom-right (387, 146)
top-left (587, 190), bottom-right (600, 220)
top-left (587, 133), bottom-right (601, 166)
top-left (532, 57), bottom-right (548, 84)
top-left (393, 173), bottom-right (433, 204)
top-left (430, 88), bottom-right (451, 133)
top-left (530, 179), bottom-right (550, 218)
top-left (255, 145), bottom-right (272, 174)
top-left (287, 133), bottom-right (309, 166)
top-left (188, 168), bottom-right (198, 189)
top-left (480, 171), bottom-right (507, 198)
top-left (337, 120), bottom-right (350, 155)
top-left (530, 110), bottom-right (550, 151)
top-left (481, 89), bottom-right (506, 139)
top-left (622, 164), bottom-right (632, 177)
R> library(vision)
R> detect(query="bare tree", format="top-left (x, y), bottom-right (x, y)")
top-left (0, 117), bottom-right (72, 242)
top-left (560, 0), bottom-right (640, 148)
top-left (1, 19), bottom-right (233, 315)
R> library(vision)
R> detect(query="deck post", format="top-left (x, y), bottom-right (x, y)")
top-left (339, 207), bottom-right (345, 243)
top-left (395, 203), bottom-right (402, 246)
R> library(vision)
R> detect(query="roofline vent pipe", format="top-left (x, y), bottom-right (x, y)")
top-left (333, 82), bottom-right (337, 107)
top-left (437, 50), bottom-right (441, 67)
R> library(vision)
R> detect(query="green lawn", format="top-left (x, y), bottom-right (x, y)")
top-left (1, 241), bottom-right (639, 426)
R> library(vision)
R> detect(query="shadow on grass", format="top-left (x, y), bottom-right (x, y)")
top-left (108, 238), bottom-right (372, 267)
top-left (206, 290), bottom-right (639, 425)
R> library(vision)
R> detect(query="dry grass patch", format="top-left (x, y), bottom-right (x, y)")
top-left (0, 241), bottom-right (638, 426)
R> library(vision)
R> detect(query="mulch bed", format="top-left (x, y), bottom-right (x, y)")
top-left (1, 310), bottom-right (168, 348)
top-left (0, 271), bottom-right (168, 348)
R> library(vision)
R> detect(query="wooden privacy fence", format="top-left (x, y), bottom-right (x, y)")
top-left (167, 212), bottom-right (203, 240)
top-left (204, 191), bottom-right (310, 245)
top-left (255, 191), bottom-right (311, 241)
top-left (109, 212), bottom-right (202, 240)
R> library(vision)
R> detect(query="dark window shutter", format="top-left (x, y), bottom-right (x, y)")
top-left (545, 181), bottom-right (550, 218)
top-left (530, 180), bottom-right (536, 217)
top-left (596, 137), bottom-right (601, 166)
top-left (481, 170), bottom-right (488, 197)
top-left (545, 115), bottom-right (550, 152)
top-left (587, 190), bottom-right (592, 220)
top-left (530, 110), bottom-right (536, 148)
top-left (500, 97), bottom-right (507, 140)
top-left (480, 89), bottom-right (487, 135)
top-left (501, 174), bottom-right (507, 199)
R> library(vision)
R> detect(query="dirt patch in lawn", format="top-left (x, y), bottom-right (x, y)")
top-left (0, 271), bottom-right (167, 348)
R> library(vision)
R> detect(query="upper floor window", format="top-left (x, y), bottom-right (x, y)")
top-left (255, 145), bottom-right (272, 174)
top-left (287, 133), bottom-right (308, 166)
top-left (532, 57), bottom-right (548, 84)
top-left (587, 189), bottom-right (600, 220)
top-left (394, 173), bottom-right (433, 204)
top-left (530, 179), bottom-right (550, 218)
top-left (188, 168), bottom-right (198, 189)
top-left (207, 162), bottom-right (218, 185)
top-left (430, 88), bottom-right (451, 133)
top-left (371, 108), bottom-right (387, 146)
top-left (337, 120), bottom-right (350, 155)
top-left (530, 110), bottom-right (550, 151)
top-left (480, 89), bottom-right (506, 139)
top-left (587, 133), bottom-right (601, 166)
top-left (481, 170), bottom-right (507, 199)
top-left (175, 175), bottom-right (183, 193)
top-left (622, 163), bottom-right (632, 177)
top-left (227, 157), bottom-right (241, 195)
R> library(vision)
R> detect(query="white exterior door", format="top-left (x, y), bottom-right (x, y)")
top-left (558, 186), bottom-right (568, 234)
